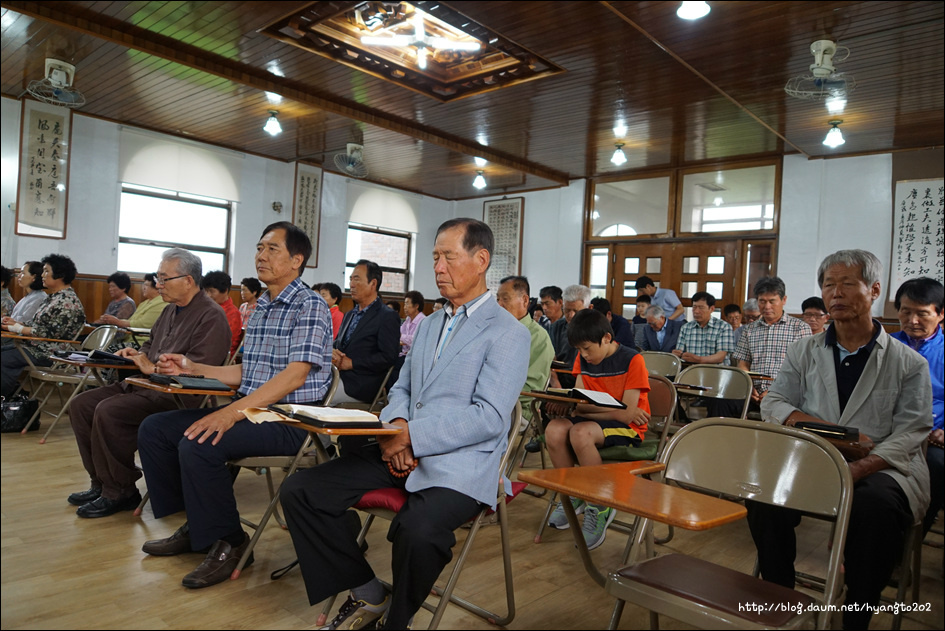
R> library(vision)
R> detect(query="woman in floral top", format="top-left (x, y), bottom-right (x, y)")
top-left (1, 254), bottom-right (86, 397)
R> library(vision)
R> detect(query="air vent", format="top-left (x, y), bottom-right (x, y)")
top-left (696, 182), bottom-right (727, 192)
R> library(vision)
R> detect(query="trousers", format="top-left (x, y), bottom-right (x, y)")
top-left (70, 381), bottom-right (188, 499)
top-left (281, 444), bottom-right (480, 629)
top-left (137, 406), bottom-right (307, 550)
top-left (747, 471), bottom-right (911, 630)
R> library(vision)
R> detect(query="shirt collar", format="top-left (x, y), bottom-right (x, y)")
top-left (260, 277), bottom-right (307, 307)
top-left (757, 311), bottom-right (789, 328)
top-left (824, 319), bottom-right (882, 354)
top-left (353, 296), bottom-right (381, 314)
top-left (444, 290), bottom-right (491, 318)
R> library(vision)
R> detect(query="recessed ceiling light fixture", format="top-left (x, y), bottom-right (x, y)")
top-left (613, 121), bottom-right (628, 138)
top-left (472, 170), bottom-right (486, 190)
top-left (263, 110), bottom-right (282, 136)
top-left (611, 143), bottom-right (627, 166)
top-left (677, 2), bottom-right (710, 20)
top-left (825, 96), bottom-right (846, 115)
top-left (823, 119), bottom-right (845, 148)
top-left (474, 156), bottom-right (487, 168)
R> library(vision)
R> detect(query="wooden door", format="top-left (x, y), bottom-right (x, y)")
top-left (612, 240), bottom-right (739, 319)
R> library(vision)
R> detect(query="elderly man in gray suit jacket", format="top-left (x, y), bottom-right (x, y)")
top-left (750, 249), bottom-right (931, 631)
top-left (281, 218), bottom-right (530, 630)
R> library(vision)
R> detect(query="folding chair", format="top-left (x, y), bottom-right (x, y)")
top-left (317, 402), bottom-right (524, 629)
top-left (639, 351), bottom-right (681, 380)
top-left (606, 418), bottom-right (853, 630)
top-left (675, 364), bottom-right (753, 421)
top-left (335, 364), bottom-right (395, 413)
top-left (227, 365), bottom-right (341, 579)
top-left (23, 325), bottom-right (119, 442)
top-left (534, 375), bottom-right (677, 543)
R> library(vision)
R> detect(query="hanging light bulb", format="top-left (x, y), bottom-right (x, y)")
top-left (611, 143), bottom-right (627, 166)
top-left (823, 119), bottom-right (845, 148)
top-left (263, 110), bottom-right (282, 136)
top-left (677, 1), bottom-right (710, 20)
top-left (472, 170), bottom-right (486, 190)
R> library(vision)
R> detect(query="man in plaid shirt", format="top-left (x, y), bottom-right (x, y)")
top-left (673, 291), bottom-right (735, 366)
top-left (731, 277), bottom-right (811, 413)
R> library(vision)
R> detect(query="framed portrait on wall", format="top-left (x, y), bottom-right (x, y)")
top-left (16, 99), bottom-right (72, 239)
top-left (292, 162), bottom-right (323, 268)
top-left (482, 197), bottom-right (525, 292)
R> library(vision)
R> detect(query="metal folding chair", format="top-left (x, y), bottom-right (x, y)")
top-left (675, 364), bottom-right (753, 420)
top-left (606, 418), bottom-right (853, 630)
top-left (639, 351), bottom-right (681, 379)
top-left (317, 402), bottom-right (524, 629)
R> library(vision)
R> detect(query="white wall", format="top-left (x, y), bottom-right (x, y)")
top-left (778, 153), bottom-right (894, 315)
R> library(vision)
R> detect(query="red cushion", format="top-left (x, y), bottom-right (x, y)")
top-left (355, 488), bottom-right (407, 512)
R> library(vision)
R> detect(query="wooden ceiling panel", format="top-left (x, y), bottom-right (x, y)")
top-left (1, 1), bottom-right (941, 200)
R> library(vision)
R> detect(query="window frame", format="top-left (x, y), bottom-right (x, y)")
top-left (117, 183), bottom-right (232, 274)
top-left (345, 223), bottom-right (412, 295)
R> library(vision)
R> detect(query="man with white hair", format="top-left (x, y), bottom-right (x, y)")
top-left (549, 284), bottom-right (592, 388)
top-left (637, 304), bottom-right (683, 353)
top-left (751, 249), bottom-right (931, 630)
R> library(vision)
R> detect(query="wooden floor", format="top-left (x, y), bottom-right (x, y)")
top-left (1, 414), bottom-right (943, 630)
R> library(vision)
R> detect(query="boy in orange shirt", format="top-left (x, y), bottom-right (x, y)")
top-left (544, 309), bottom-right (650, 549)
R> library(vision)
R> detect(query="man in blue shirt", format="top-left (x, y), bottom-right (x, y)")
top-left (136, 221), bottom-right (333, 590)
top-left (891, 277), bottom-right (943, 535)
top-left (636, 275), bottom-right (683, 321)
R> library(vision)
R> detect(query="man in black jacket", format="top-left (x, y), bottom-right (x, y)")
top-left (332, 259), bottom-right (401, 404)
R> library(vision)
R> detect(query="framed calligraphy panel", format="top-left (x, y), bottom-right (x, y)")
top-left (889, 179), bottom-right (944, 293)
top-left (16, 99), bottom-right (72, 239)
top-left (483, 197), bottom-right (524, 292)
top-left (292, 162), bottom-right (323, 268)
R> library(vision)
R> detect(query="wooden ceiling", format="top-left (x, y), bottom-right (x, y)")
top-left (1, 1), bottom-right (942, 200)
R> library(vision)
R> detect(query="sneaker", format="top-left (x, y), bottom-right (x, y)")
top-left (321, 594), bottom-right (390, 630)
top-left (524, 436), bottom-right (543, 453)
top-left (581, 505), bottom-right (617, 551)
top-left (548, 497), bottom-right (586, 530)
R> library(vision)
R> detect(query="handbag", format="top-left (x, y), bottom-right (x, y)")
top-left (1, 395), bottom-right (40, 432)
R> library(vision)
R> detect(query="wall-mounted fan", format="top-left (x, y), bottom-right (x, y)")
top-left (784, 40), bottom-right (856, 101)
top-left (333, 143), bottom-right (369, 178)
top-left (26, 59), bottom-right (86, 108)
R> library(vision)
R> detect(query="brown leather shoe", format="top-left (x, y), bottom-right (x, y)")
top-left (181, 533), bottom-right (253, 589)
top-left (142, 523), bottom-right (192, 556)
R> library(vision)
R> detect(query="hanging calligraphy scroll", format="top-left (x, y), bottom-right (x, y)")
top-left (292, 162), bottom-right (323, 268)
top-left (16, 99), bottom-right (72, 239)
top-left (483, 197), bottom-right (524, 292)
top-left (889, 179), bottom-right (944, 294)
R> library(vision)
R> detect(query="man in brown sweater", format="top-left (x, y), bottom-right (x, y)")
top-left (67, 248), bottom-right (231, 518)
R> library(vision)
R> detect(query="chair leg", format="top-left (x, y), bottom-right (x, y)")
top-left (535, 491), bottom-right (557, 543)
top-left (134, 491), bottom-right (150, 516)
top-left (608, 599), bottom-right (625, 630)
top-left (20, 381), bottom-right (55, 434)
top-left (40, 374), bottom-right (92, 444)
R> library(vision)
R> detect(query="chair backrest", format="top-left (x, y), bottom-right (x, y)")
top-left (321, 366), bottom-right (341, 407)
top-left (640, 351), bottom-right (681, 379)
top-left (369, 365), bottom-right (396, 412)
top-left (662, 418), bottom-right (852, 520)
top-left (676, 364), bottom-right (752, 417)
top-left (81, 325), bottom-right (119, 351)
top-left (499, 401), bottom-right (524, 478)
top-left (646, 374), bottom-right (678, 458)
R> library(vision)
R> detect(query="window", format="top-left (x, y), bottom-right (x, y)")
top-left (117, 183), bottom-right (231, 274)
top-left (345, 224), bottom-right (411, 294)
top-left (679, 165), bottom-right (777, 234)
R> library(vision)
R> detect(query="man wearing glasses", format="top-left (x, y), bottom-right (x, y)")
top-left (67, 248), bottom-right (231, 518)
top-left (800, 296), bottom-right (830, 335)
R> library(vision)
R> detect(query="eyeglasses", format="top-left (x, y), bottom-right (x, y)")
top-left (154, 274), bottom-right (189, 285)
top-left (801, 311), bottom-right (828, 320)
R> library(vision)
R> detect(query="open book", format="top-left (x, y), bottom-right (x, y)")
top-left (244, 404), bottom-right (383, 429)
top-left (545, 387), bottom-right (626, 409)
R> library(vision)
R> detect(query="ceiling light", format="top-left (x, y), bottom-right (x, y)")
top-left (263, 110), bottom-right (282, 136)
top-left (472, 170), bottom-right (486, 190)
top-left (613, 121), bottom-right (628, 138)
top-left (265, 91), bottom-right (283, 104)
top-left (825, 96), bottom-right (846, 115)
top-left (713, 197), bottom-right (723, 207)
top-left (474, 156), bottom-right (487, 167)
top-left (677, 1), bottom-right (710, 20)
top-left (823, 119), bottom-right (845, 148)
top-left (611, 143), bottom-right (627, 166)
top-left (592, 210), bottom-right (600, 220)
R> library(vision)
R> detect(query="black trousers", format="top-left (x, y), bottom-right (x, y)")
top-left (137, 406), bottom-right (307, 550)
top-left (747, 472), bottom-right (911, 630)
top-left (281, 444), bottom-right (481, 629)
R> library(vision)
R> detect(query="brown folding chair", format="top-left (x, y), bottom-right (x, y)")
top-left (317, 402), bottom-right (524, 629)
top-left (606, 418), bottom-right (853, 630)
top-left (639, 351), bottom-right (681, 380)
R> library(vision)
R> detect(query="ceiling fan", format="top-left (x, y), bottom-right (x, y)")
top-left (333, 143), bottom-right (369, 179)
top-left (26, 58), bottom-right (87, 108)
top-left (360, 12), bottom-right (480, 70)
top-left (784, 39), bottom-right (856, 101)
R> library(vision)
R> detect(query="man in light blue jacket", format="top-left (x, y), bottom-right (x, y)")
top-left (281, 218), bottom-right (530, 630)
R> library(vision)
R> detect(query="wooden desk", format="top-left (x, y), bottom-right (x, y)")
top-left (124, 376), bottom-right (236, 409)
top-left (518, 462), bottom-right (746, 587)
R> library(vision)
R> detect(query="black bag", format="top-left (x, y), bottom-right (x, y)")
top-left (1, 395), bottom-right (40, 432)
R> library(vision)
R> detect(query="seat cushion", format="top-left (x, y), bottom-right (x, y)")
top-left (355, 487), bottom-right (407, 512)
top-left (613, 554), bottom-right (817, 628)
top-left (599, 436), bottom-right (658, 462)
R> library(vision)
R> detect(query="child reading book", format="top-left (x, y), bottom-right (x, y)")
top-left (543, 308), bottom-right (650, 550)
